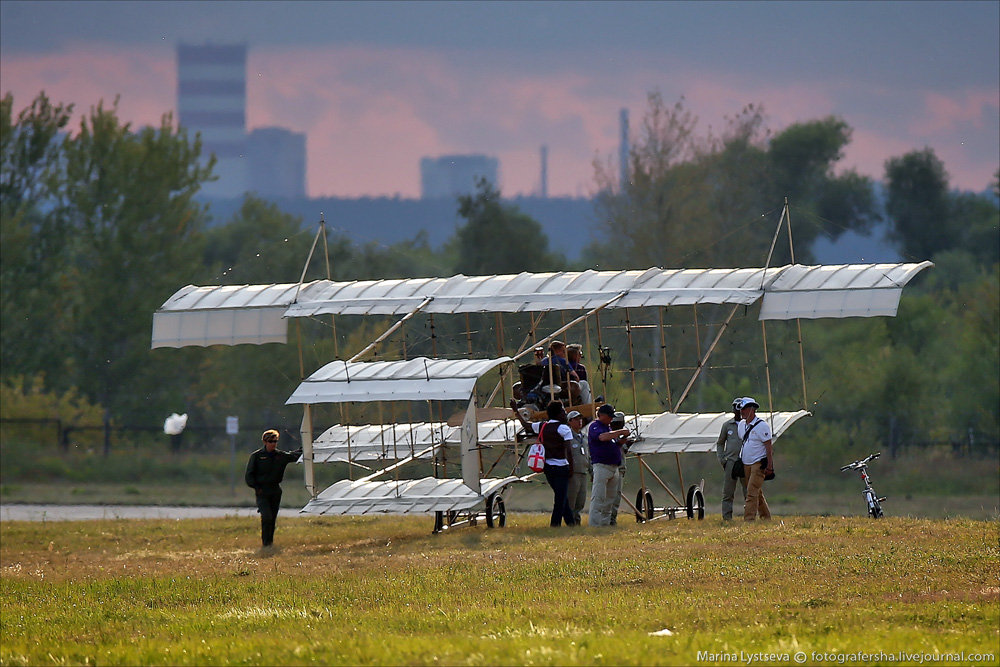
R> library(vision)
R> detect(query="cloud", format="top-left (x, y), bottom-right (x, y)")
top-left (3, 43), bottom-right (997, 198)
top-left (2, 45), bottom-right (175, 131)
top-left (910, 88), bottom-right (1000, 137)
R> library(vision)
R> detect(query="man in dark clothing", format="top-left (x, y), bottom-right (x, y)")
top-left (245, 429), bottom-right (302, 548)
top-left (716, 397), bottom-right (748, 521)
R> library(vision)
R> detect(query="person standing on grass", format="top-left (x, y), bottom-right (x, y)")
top-left (514, 400), bottom-right (577, 527)
top-left (245, 429), bottom-right (302, 548)
top-left (716, 397), bottom-right (748, 521)
top-left (738, 397), bottom-right (773, 521)
top-left (588, 404), bottom-right (631, 527)
top-left (566, 410), bottom-right (591, 525)
top-left (608, 411), bottom-right (633, 525)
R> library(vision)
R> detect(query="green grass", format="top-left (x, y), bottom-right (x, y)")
top-left (1, 515), bottom-right (997, 666)
top-left (2, 439), bottom-right (997, 521)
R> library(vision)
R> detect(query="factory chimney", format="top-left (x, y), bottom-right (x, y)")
top-left (619, 108), bottom-right (630, 190)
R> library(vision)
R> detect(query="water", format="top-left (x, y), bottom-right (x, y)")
top-left (0, 504), bottom-right (258, 522)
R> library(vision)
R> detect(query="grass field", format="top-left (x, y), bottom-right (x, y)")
top-left (1, 514), bottom-right (997, 666)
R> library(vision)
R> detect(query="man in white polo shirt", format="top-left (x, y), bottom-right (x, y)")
top-left (738, 397), bottom-right (773, 521)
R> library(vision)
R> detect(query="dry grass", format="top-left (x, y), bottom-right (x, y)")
top-left (1, 513), bottom-right (998, 666)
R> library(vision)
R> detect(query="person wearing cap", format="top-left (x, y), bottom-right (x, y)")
top-left (565, 410), bottom-right (591, 525)
top-left (588, 404), bottom-right (632, 527)
top-left (716, 397), bottom-right (748, 521)
top-left (513, 400), bottom-right (577, 527)
top-left (738, 397), bottom-right (773, 521)
top-left (609, 411), bottom-right (633, 525)
top-left (245, 429), bottom-right (303, 549)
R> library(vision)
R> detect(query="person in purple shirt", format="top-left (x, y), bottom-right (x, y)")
top-left (587, 404), bottom-right (632, 526)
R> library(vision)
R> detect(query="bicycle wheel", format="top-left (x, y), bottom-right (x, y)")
top-left (869, 498), bottom-right (884, 519)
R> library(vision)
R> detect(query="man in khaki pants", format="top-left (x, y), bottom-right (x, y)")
top-left (737, 397), bottom-right (773, 521)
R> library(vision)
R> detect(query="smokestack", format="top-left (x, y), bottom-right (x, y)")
top-left (540, 144), bottom-right (548, 198)
top-left (619, 108), bottom-right (629, 190)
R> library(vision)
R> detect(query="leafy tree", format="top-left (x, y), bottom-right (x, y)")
top-left (0, 92), bottom-right (72, 213)
top-left (49, 98), bottom-right (214, 423)
top-left (590, 92), bottom-right (705, 269)
top-left (589, 93), bottom-right (879, 270)
top-left (884, 148), bottom-right (952, 260)
top-left (203, 195), bottom-right (333, 285)
top-left (769, 117), bottom-right (879, 242)
top-left (948, 191), bottom-right (1000, 266)
top-left (0, 92), bottom-right (75, 382)
top-left (349, 232), bottom-right (454, 281)
top-left (884, 148), bottom-right (999, 266)
top-left (452, 177), bottom-right (564, 275)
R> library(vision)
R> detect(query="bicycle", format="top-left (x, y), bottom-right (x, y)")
top-left (840, 452), bottom-right (886, 518)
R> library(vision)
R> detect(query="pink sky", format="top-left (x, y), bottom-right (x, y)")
top-left (2, 44), bottom-right (997, 198)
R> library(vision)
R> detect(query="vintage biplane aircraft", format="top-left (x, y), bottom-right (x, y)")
top-left (152, 205), bottom-right (931, 531)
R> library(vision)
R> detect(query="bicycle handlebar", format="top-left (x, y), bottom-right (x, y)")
top-left (840, 451), bottom-right (881, 471)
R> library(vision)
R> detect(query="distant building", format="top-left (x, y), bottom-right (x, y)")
top-left (420, 154), bottom-right (499, 199)
top-left (247, 127), bottom-right (307, 199)
top-left (177, 42), bottom-right (248, 199)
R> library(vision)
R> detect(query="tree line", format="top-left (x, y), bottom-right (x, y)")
top-left (1, 91), bottom-right (997, 458)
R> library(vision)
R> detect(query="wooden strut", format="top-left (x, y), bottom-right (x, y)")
top-left (495, 312), bottom-right (507, 408)
top-left (673, 303), bottom-right (741, 411)
top-left (758, 200), bottom-right (791, 426)
top-left (319, 215), bottom-right (349, 480)
top-left (336, 299), bottom-right (433, 481)
top-left (484, 310), bottom-right (543, 408)
top-left (784, 199), bottom-right (809, 411)
top-left (596, 310), bottom-right (607, 401)
top-left (347, 297), bottom-right (433, 363)
top-left (659, 306), bottom-right (673, 411)
top-left (625, 307), bottom-right (639, 418)
top-left (510, 293), bottom-right (628, 363)
top-left (400, 320), bottom-right (416, 458)
top-left (429, 313), bottom-right (446, 478)
top-left (762, 319), bottom-right (775, 421)
top-left (637, 454), bottom-right (684, 507)
top-left (295, 219), bottom-right (328, 499)
top-left (483, 293), bottom-right (629, 411)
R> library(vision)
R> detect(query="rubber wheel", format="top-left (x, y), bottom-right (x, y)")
top-left (686, 485), bottom-right (705, 520)
top-left (634, 488), bottom-right (647, 522)
top-left (869, 500), bottom-right (883, 519)
top-left (486, 493), bottom-right (507, 528)
top-left (634, 489), bottom-right (653, 522)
